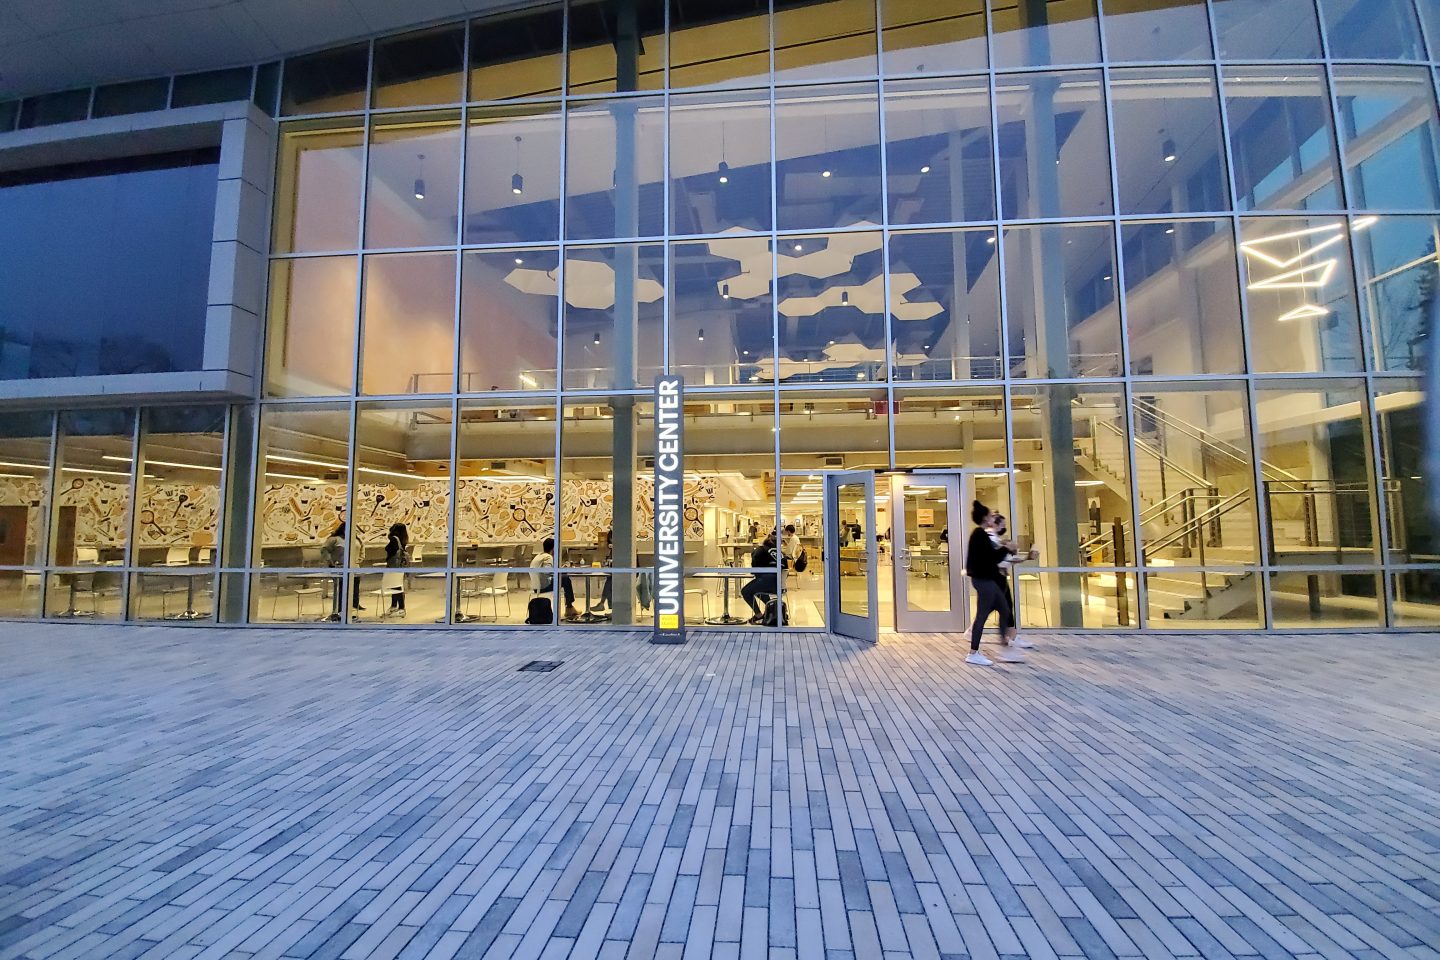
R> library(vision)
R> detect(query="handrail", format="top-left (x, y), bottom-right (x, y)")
top-left (1078, 485), bottom-right (1217, 559)
top-left (1144, 491), bottom-right (1251, 556)
top-left (1095, 417), bottom-right (1213, 490)
top-left (1131, 398), bottom-right (1305, 488)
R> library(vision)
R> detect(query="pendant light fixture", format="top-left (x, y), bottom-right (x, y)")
top-left (1161, 136), bottom-right (1177, 163)
top-left (821, 118), bottom-right (832, 179)
top-left (721, 283), bottom-right (730, 299)
top-left (413, 153), bottom-right (426, 200)
top-left (718, 123), bottom-right (730, 184)
top-left (920, 164), bottom-right (931, 174)
top-left (593, 331), bottom-right (601, 345)
top-left (512, 136), bottom-right (524, 195)
top-left (697, 328), bottom-right (705, 341)
top-left (840, 291), bottom-right (850, 306)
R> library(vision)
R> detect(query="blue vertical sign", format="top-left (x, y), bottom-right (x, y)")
top-left (652, 375), bottom-right (685, 644)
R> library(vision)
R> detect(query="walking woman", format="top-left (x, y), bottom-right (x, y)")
top-left (385, 522), bottom-right (409, 615)
top-left (963, 501), bottom-right (1023, 665)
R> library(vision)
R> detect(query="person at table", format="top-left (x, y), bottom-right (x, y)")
top-left (781, 524), bottom-right (800, 562)
top-left (530, 537), bottom-right (578, 621)
top-left (592, 529), bottom-right (614, 615)
top-left (741, 533), bottom-right (780, 624)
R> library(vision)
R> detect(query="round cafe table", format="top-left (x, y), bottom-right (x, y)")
top-left (694, 570), bottom-right (752, 624)
top-left (565, 570), bottom-right (612, 622)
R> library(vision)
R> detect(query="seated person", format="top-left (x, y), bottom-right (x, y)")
top-left (530, 537), bottom-right (578, 620)
top-left (741, 533), bottom-right (780, 624)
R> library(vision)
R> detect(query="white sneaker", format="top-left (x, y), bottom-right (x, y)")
top-left (1013, 637), bottom-right (1035, 649)
top-left (965, 651), bottom-right (993, 665)
top-left (997, 649), bottom-right (1026, 663)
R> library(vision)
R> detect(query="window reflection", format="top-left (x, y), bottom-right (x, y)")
top-left (465, 104), bottom-right (562, 245)
top-left (455, 399), bottom-right (556, 568)
top-left (0, 411), bottom-right (53, 568)
top-left (1122, 220), bottom-right (1244, 376)
top-left (365, 112), bottom-right (461, 249)
top-left (670, 91), bottom-right (772, 235)
top-left (888, 229), bottom-right (1001, 381)
top-left (1211, 0), bottom-right (1323, 60)
top-left (1238, 216), bottom-right (1364, 373)
top-left (1223, 67), bottom-right (1342, 212)
top-left (469, 5), bottom-right (564, 101)
top-left (1004, 223), bottom-right (1120, 378)
top-left (893, 388), bottom-right (1006, 468)
top-left (281, 43), bottom-right (368, 116)
top-left (669, 0), bottom-right (770, 90)
top-left (778, 390), bottom-right (889, 470)
top-left (360, 253), bottom-right (457, 396)
top-left (1333, 66), bottom-right (1440, 212)
top-left (460, 248), bottom-right (560, 392)
top-left (372, 25), bottom-right (464, 108)
top-left (273, 119), bottom-right (363, 253)
top-left (880, 0), bottom-right (986, 76)
top-left (995, 71), bottom-right (1112, 219)
top-left (775, 84), bottom-right (884, 231)
top-left (136, 406), bottom-right (225, 570)
top-left (775, 232), bottom-right (887, 382)
top-left (1317, 0), bottom-right (1426, 60)
top-left (565, 96), bottom-right (666, 240)
top-left (51, 410), bottom-right (136, 573)
top-left (568, 0), bottom-right (666, 94)
top-left (265, 256), bottom-right (358, 398)
top-left (1101, 0), bottom-right (1212, 62)
top-left (1351, 216), bottom-right (1439, 372)
top-left (562, 244), bottom-right (665, 390)
top-left (1254, 381), bottom-right (1378, 566)
top-left (1108, 67), bottom-right (1228, 215)
top-left (773, 0), bottom-right (878, 83)
top-left (883, 77), bottom-right (994, 226)
top-left (1373, 379), bottom-right (1432, 562)
top-left (670, 237), bottom-right (775, 385)
top-left (990, 0), bottom-right (1101, 69)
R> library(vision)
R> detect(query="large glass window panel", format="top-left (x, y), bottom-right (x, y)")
top-left (1269, 570), bottom-right (1383, 627)
top-left (777, 390), bottom-right (889, 470)
top-left (364, 112), bottom-right (462, 249)
top-left (1391, 569), bottom-right (1440, 625)
top-left (1223, 67), bottom-right (1342, 212)
top-left (456, 399), bottom-right (556, 566)
top-left (990, 0), bottom-right (1101, 69)
top-left (351, 401), bottom-right (452, 578)
top-left (17, 90), bottom-right (89, 129)
top-left (170, 67), bottom-right (253, 108)
top-left (1121, 219), bottom-right (1245, 376)
top-left (1317, 0), bottom-right (1425, 60)
top-left (670, 237), bottom-right (776, 386)
top-left (135, 407), bottom-right (225, 570)
top-left (568, 0), bottom-right (666, 94)
top-left (1101, 0), bottom-right (1212, 62)
top-left (565, 96), bottom-right (666, 240)
top-left (775, 84), bottom-right (884, 232)
top-left (1011, 385), bottom-right (1130, 570)
top-left (1003, 223), bottom-right (1121, 378)
top-left (0, 411), bottom-right (53, 567)
top-left (888, 228), bottom-right (1002, 381)
top-left (1353, 217), bottom-right (1439, 372)
top-left (372, 25), bottom-right (464, 109)
top-left (272, 119), bottom-right (364, 254)
top-left (880, 0), bottom-right (986, 76)
top-left (0, 570), bottom-right (42, 619)
top-left (1333, 66), bottom-right (1440, 212)
top-left (1211, 0), bottom-right (1323, 59)
top-left (1109, 67), bottom-right (1228, 216)
top-left (1144, 569), bottom-right (1261, 628)
top-left (669, 0), bottom-right (771, 90)
top-left (92, 78), bottom-right (169, 118)
top-left (680, 394), bottom-right (777, 575)
top-left (995, 71), bottom-right (1113, 220)
top-left (671, 92), bottom-right (772, 235)
top-left (562, 244), bottom-right (665, 390)
top-left (883, 78), bottom-right (995, 226)
top-left (775, 232), bottom-right (888, 382)
top-left (360, 252), bottom-right (458, 396)
top-left (254, 404), bottom-right (350, 570)
top-left (469, 4), bottom-right (565, 101)
top-left (281, 43), bottom-right (369, 116)
top-left (460, 248), bottom-right (560, 392)
top-left (1372, 380), bottom-right (1432, 562)
top-left (1254, 380), bottom-right (1379, 566)
top-left (264, 256), bottom-right (358, 398)
top-left (773, 0), bottom-right (879, 83)
top-left (1018, 570), bottom-right (1138, 628)
top-left (464, 104), bottom-right (562, 245)
top-left (1129, 383), bottom-right (1260, 567)
top-left (51, 410), bottom-right (135, 569)
top-left (893, 387), bottom-right (1007, 468)
top-left (1238, 216), bottom-right (1364, 373)
top-left (779, 473), bottom-right (826, 627)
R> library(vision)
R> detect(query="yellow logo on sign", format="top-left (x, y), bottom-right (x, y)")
top-left (659, 614), bottom-right (679, 630)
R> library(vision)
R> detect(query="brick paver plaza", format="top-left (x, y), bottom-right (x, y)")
top-left (1, 625), bottom-right (1438, 960)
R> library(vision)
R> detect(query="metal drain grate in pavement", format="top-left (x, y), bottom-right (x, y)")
top-left (519, 660), bottom-right (563, 672)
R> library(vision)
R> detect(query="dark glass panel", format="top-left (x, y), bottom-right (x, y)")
top-left (670, 0), bottom-right (771, 90)
top-left (568, 0), bottom-right (666, 94)
top-left (373, 24), bottom-right (465, 108)
top-left (254, 62), bottom-right (281, 116)
top-left (92, 78), bottom-right (169, 118)
top-left (281, 43), bottom-right (369, 116)
top-left (469, 4), bottom-right (565, 101)
top-left (170, 67), bottom-right (253, 108)
top-left (17, 89), bottom-right (90, 128)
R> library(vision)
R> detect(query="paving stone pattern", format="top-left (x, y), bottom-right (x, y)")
top-left (1, 624), bottom-right (1439, 960)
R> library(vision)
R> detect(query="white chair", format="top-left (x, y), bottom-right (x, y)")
top-left (145, 572), bottom-right (189, 618)
top-left (196, 548), bottom-right (213, 565)
top-left (474, 570), bottom-right (511, 620)
top-left (367, 570), bottom-right (406, 618)
top-left (684, 584), bottom-right (710, 623)
top-left (291, 576), bottom-right (329, 620)
top-left (76, 547), bottom-right (99, 565)
top-left (164, 546), bottom-right (190, 566)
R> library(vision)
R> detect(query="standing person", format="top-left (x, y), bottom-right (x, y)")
top-left (963, 501), bottom-right (1023, 665)
top-left (990, 514), bottom-right (1036, 651)
top-left (741, 533), bottom-right (779, 623)
top-left (385, 522), bottom-right (409, 615)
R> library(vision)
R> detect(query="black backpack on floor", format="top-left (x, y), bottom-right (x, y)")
top-left (760, 595), bottom-right (788, 627)
top-left (525, 596), bottom-right (554, 625)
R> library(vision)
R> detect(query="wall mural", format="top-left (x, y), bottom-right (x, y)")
top-left (0, 477), bottom-right (220, 549)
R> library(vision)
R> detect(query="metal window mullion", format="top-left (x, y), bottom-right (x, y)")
top-left (120, 409), bottom-right (143, 620)
top-left (37, 411), bottom-right (59, 617)
top-left (1242, 377), bottom-right (1274, 628)
top-left (1360, 371), bottom-right (1398, 625)
top-left (445, 28), bottom-right (471, 624)
top-left (343, 105), bottom-right (375, 623)
top-left (1206, 11), bottom-right (1245, 216)
top-left (205, 406), bottom-right (231, 624)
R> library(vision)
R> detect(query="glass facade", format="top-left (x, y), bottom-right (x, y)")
top-left (2, 0), bottom-right (1439, 630)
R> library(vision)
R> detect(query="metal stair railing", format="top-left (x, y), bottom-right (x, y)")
top-left (1142, 491), bottom-right (1252, 564)
top-left (1131, 397), bottom-right (1306, 489)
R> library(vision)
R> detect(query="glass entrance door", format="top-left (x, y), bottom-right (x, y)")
top-left (824, 471), bottom-right (877, 643)
top-left (891, 474), bottom-right (968, 633)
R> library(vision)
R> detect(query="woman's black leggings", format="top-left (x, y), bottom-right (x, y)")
top-left (969, 577), bottom-right (1014, 651)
